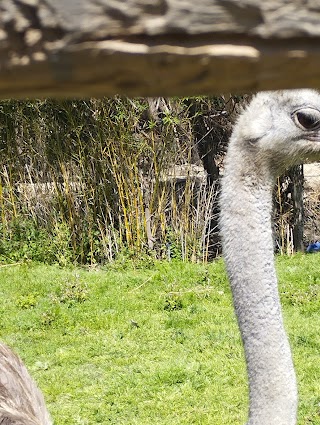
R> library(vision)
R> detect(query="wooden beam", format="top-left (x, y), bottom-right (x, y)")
top-left (1, 1), bottom-right (320, 97)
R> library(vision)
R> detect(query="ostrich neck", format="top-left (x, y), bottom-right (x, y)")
top-left (220, 150), bottom-right (298, 425)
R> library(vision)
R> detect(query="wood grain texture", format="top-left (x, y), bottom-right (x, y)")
top-left (1, 0), bottom-right (320, 97)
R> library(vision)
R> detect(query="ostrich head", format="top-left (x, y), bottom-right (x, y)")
top-left (230, 89), bottom-right (320, 175)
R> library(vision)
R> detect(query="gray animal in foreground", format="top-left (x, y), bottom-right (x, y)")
top-left (0, 343), bottom-right (52, 424)
top-left (220, 89), bottom-right (320, 425)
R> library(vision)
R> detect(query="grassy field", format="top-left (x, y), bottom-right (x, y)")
top-left (0, 255), bottom-right (319, 424)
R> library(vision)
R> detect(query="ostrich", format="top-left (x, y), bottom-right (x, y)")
top-left (220, 89), bottom-right (320, 425)
top-left (0, 342), bottom-right (52, 424)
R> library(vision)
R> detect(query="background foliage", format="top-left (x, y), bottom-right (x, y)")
top-left (0, 96), bottom-right (314, 265)
top-left (0, 97), bottom-right (235, 264)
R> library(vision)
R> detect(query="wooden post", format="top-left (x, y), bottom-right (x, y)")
top-left (1, 1), bottom-right (320, 98)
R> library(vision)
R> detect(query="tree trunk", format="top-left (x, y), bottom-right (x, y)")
top-left (290, 165), bottom-right (304, 252)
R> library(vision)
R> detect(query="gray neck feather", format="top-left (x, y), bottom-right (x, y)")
top-left (220, 138), bottom-right (298, 425)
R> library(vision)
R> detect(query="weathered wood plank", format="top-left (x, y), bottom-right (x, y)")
top-left (1, 1), bottom-right (320, 97)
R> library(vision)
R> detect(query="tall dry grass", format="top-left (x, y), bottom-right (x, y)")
top-left (0, 97), bottom-right (223, 264)
top-left (0, 96), bottom-right (303, 264)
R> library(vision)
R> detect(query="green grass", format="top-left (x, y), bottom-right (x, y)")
top-left (0, 255), bottom-right (319, 424)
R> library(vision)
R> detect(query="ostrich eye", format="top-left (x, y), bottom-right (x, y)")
top-left (293, 108), bottom-right (320, 131)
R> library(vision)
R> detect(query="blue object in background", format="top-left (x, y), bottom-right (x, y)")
top-left (306, 241), bottom-right (320, 253)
